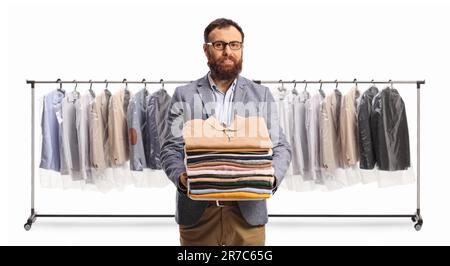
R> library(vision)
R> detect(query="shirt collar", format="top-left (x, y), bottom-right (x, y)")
top-left (207, 72), bottom-right (237, 95)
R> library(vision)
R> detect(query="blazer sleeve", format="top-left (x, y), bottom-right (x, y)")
top-left (160, 86), bottom-right (187, 194)
top-left (264, 87), bottom-right (292, 193)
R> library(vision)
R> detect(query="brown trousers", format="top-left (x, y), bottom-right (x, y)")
top-left (179, 202), bottom-right (265, 246)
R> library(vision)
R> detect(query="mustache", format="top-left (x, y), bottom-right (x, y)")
top-left (218, 56), bottom-right (238, 63)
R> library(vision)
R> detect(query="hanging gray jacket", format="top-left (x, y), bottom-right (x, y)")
top-left (145, 89), bottom-right (172, 169)
top-left (357, 86), bottom-right (378, 169)
top-left (371, 87), bottom-right (411, 171)
top-left (127, 88), bottom-right (171, 171)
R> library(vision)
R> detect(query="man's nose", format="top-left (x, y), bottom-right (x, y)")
top-left (222, 44), bottom-right (232, 55)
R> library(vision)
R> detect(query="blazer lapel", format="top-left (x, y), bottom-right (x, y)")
top-left (231, 75), bottom-right (247, 117)
top-left (196, 75), bottom-right (215, 119)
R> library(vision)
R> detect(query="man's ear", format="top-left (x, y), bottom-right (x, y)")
top-left (203, 44), bottom-right (208, 56)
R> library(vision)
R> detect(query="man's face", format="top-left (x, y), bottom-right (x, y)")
top-left (203, 26), bottom-right (243, 81)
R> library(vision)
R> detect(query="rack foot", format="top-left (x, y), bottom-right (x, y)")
top-left (24, 210), bottom-right (37, 231)
top-left (412, 211), bottom-right (423, 231)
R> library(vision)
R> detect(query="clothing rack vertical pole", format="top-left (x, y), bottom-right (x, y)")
top-left (412, 81), bottom-right (423, 230)
top-left (25, 81), bottom-right (36, 231)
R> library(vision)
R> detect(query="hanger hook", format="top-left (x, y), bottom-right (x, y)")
top-left (160, 79), bottom-right (164, 89)
top-left (335, 79), bottom-right (338, 89)
top-left (89, 79), bottom-right (93, 90)
top-left (105, 79), bottom-right (108, 89)
top-left (389, 79), bottom-right (393, 88)
top-left (319, 79), bottom-right (323, 91)
top-left (371, 79), bottom-right (375, 86)
top-left (73, 80), bottom-right (78, 91)
top-left (303, 80), bottom-right (307, 91)
top-left (122, 78), bottom-right (128, 90)
top-left (56, 78), bottom-right (62, 90)
top-left (142, 78), bottom-right (146, 89)
top-left (293, 80), bottom-right (297, 90)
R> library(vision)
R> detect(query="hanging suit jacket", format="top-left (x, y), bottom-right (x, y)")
top-left (339, 86), bottom-right (360, 167)
top-left (357, 86), bottom-right (379, 169)
top-left (371, 87), bottom-right (411, 171)
top-left (89, 89), bottom-right (112, 170)
top-left (108, 88), bottom-right (131, 166)
top-left (319, 89), bottom-right (343, 170)
top-left (160, 74), bottom-right (292, 226)
top-left (128, 88), bottom-right (172, 171)
top-left (146, 89), bottom-right (172, 169)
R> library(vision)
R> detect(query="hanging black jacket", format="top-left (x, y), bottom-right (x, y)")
top-left (371, 87), bottom-right (411, 171)
top-left (357, 86), bottom-right (379, 169)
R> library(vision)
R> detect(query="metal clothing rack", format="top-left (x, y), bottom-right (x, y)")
top-left (24, 79), bottom-right (425, 231)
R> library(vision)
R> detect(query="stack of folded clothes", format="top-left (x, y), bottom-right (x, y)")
top-left (183, 115), bottom-right (275, 200)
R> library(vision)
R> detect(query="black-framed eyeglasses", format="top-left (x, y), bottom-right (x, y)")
top-left (206, 41), bottom-right (243, 51)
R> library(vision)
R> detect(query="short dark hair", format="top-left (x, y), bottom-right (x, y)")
top-left (204, 18), bottom-right (244, 43)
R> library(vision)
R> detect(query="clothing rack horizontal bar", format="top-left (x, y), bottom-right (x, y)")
top-left (34, 214), bottom-right (414, 218)
top-left (26, 79), bottom-right (425, 85)
top-left (36, 214), bottom-right (174, 218)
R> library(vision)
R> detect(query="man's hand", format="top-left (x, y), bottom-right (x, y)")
top-left (179, 172), bottom-right (188, 188)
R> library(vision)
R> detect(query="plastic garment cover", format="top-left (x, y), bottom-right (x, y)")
top-left (357, 86), bottom-right (379, 169)
top-left (371, 87), bottom-right (411, 171)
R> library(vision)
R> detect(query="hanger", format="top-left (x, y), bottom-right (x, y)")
top-left (160, 79), bottom-right (165, 91)
top-left (56, 78), bottom-right (65, 93)
top-left (353, 78), bottom-right (358, 88)
top-left (303, 80), bottom-right (308, 92)
top-left (69, 80), bottom-right (80, 103)
top-left (389, 79), bottom-right (394, 89)
top-left (335, 79), bottom-right (340, 92)
top-left (123, 78), bottom-right (129, 91)
top-left (89, 80), bottom-right (95, 98)
top-left (292, 80), bottom-right (298, 95)
top-left (318, 80), bottom-right (325, 97)
top-left (142, 78), bottom-right (147, 89)
top-left (104, 79), bottom-right (111, 96)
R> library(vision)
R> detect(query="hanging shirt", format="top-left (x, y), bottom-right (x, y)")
top-left (305, 91), bottom-right (325, 183)
top-left (75, 92), bottom-right (95, 181)
top-left (60, 92), bottom-right (82, 180)
top-left (207, 72), bottom-right (236, 126)
top-left (39, 89), bottom-right (65, 172)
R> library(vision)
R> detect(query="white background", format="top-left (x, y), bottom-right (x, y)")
top-left (3, 0), bottom-right (450, 245)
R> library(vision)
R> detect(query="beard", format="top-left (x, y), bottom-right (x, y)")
top-left (207, 53), bottom-right (243, 81)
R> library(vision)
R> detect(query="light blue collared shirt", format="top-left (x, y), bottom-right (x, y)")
top-left (207, 72), bottom-right (237, 126)
top-left (39, 89), bottom-right (65, 172)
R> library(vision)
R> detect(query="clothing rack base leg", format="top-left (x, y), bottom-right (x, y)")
top-left (412, 209), bottom-right (423, 231)
top-left (24, 208), bottom-right (37, 231)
